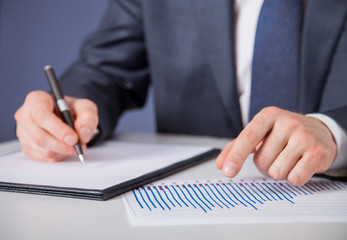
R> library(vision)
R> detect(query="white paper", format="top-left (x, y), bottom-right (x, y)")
top-left (122, 178), bottom-right (347, 226)
top-left (0, 141), bottom-right (212, 190)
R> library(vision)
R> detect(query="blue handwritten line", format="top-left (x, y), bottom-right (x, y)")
top-left (142, 187), bottom-right (157, 208)
top-left (329, 182), bottom-right (339, 191)
top-left (223, 183), bottom-right (247, 207)
top-left (211, 184), bottom-right (235, 207)
top-left (189, 184), bottom-right (212, 210)
top-left (177, 185), bottom-right (196, 208)
top-left (329, 181), bottom-right (341, 191)
top-left (184, 185), bottom-right (207, 212)
top-left (153, 186), bottom-right (171, 210)
top-left (306, 182), bottom-right (320, 192)
top-left (324, 182), bottom-right (338, 191)
top-left (200, 184), bottom-right (223, 209)
top-left (138, 188), bottom-right (152, 211)
top-left (285, 183), bottom-right (301, 195)
top-left (278, 182), bottom-right (297, 196)
top-left (132, 190), bottom-right (143, 209)
top-left (257, 183), bottom-right (277, 201)
top-left (164, 185), bottom-right (180, 207)
top-left (206, 184), bottom-right (229, 208)
top-left (159, 186), bottom-right (175, 207)
top-left (228, 183), bottom-right (257, 210)
top-left (300, 185), bottom-right (313, 195)
top-left (217, 183), bottom-right (239, 206)
top-left (302, 183), bottom-right (316, 193)
top-left (236, 183), bottom-right (260, 204)
top-left (273, 183), bottom-right (293, 199)
top-left (269, 183), bottom-right (294, 204)
top-left (252, 182), bottom-right (272, 201)
top-left (331, 182), bottom-right (342, 190)
top-left (294, 185), bottom-right (309, 195)
top-left (313, 182), bottom-right (326, 192)
top-left (263, 183), bottom-right (282, 200)
top-left (245, 182), bottom-right (266, 202)
top-left (304, 183), bottom-right (316, 193)
top-left (171, 185), bottom-right (187, 207)
top-left (148, 186), bottom-right (165, 210)
top-left (321, 182), bottom-right (332, 191)
top-left (268, 183), bottom-right (289, 200)
top-left (193, 184), bottom-right (215, 208)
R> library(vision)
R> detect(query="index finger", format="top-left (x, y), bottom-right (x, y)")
top-left (28, 93), bottom-right (78, 145)
top-left (31, 104), bottom-right (78, 145)
top-left (222, 108), bottom-right (276, 177)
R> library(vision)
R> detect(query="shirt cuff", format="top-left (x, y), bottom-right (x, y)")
top-left (307, 113), bottom-right (347, 169)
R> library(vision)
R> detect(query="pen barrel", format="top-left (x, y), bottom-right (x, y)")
top-left (44, 65), bottom-right (64, 100)
top-left (60, 110), bottom-right (75, 130)
top-left (44, 65), bottom-right (84, 161)
top-left (61, 110), bottom-right (83, 155)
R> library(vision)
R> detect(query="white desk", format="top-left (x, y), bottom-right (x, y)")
top-left (1, 133), bottom-right (346, 240)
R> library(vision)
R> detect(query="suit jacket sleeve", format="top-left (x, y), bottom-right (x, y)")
top-left (318, 13), bottom-right (347, 176)
top-left (59, 0), bottom-right (149, 143)
top-left (320, 15), bottom-right (347, 131)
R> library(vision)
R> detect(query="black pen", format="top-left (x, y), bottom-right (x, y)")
top-left (44, 65), bottom-right (85, 164)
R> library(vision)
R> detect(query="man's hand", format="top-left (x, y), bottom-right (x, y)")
top-left (216, 107), bottom-right (337, 186)
top-left (14, 91), bottom-right (99, 162)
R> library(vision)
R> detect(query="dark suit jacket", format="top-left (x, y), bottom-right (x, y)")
top-left (60, 0), bottom-right (347, 142)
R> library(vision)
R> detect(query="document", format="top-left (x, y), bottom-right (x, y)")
top-left (0, 141), bottom-right (218, 200)
top-left (122, 178), bottom-right (347, 225)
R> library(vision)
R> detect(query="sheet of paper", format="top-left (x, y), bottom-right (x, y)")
top-left (122, 178), bottom-right (347, 225)
top-left (0, 141), bottom-right (212, 190)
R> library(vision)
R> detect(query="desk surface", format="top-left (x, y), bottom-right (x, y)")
top-left (1, 133), bottom-right (346, 240)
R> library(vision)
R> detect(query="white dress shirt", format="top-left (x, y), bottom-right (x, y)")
top-left (234, 0), bottom-right (347, 169)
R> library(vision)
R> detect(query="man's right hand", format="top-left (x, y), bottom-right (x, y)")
top-left (14, 91), bottom-right (99, 162)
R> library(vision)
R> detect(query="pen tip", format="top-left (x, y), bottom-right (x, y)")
top-left (79, 154), bottom-right (85, 164)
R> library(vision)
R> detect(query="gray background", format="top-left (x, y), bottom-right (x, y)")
top-left (0, 0), bottom-right (155, 143)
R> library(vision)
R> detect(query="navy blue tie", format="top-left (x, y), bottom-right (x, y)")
top-left (249, 0), bottom-right (303, 120)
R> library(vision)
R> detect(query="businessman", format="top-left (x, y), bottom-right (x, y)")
top-left (15, 0), bottom-right (347, 186)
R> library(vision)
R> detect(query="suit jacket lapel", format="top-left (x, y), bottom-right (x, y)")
top-left (301, 0), bottom-right (347, 113)
top-left (193, 0), bottom-right (346, 126)
top-left (194, 0), bottom-right (243, 132)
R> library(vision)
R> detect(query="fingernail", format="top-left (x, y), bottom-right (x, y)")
top-left (223, 162), bottom-right (237, 177)
top-left (64, 135), bottom-right (77, 146)
top-left (79, 127), bottom-right (93, 143)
